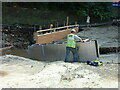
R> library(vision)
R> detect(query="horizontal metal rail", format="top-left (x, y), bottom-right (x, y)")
top-left (37, 24), bottom-right (79, 33)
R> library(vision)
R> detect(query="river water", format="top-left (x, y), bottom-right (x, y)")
top-left (2, 49), bottom-right (29, 58)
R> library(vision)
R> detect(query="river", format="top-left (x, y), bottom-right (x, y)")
top-left (2, 49), bottom-right (28, 58)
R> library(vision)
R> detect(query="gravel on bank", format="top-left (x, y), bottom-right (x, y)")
top-left (0, 55), bottom-right (118, 88)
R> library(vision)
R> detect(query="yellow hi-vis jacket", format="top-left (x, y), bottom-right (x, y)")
top-left (66, 34), bottom-right (76, 48)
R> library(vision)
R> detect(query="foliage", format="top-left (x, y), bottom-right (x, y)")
top-left (2, 2), bottom-right (117, 25)
top-left (76, 2), bottom-right (113, 20)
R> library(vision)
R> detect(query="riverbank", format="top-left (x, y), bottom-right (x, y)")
top-left (2, 25), bottom-right (119, 61)
top-left (2, 25), bottom-right (119, 49)
top-left (0, 54), bottom-right (118, 88)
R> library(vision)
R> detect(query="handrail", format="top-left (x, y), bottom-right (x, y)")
top-left (37, 24), bottom-right (79, 33)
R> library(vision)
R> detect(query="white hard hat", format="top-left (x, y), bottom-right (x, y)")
top-left (71, 29), bottom-right (76, 32)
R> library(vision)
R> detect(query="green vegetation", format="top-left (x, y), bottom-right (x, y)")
top-left (2, 2), bottom-right (118, 28)
top-left (77, 3), bottom-right (113, 20)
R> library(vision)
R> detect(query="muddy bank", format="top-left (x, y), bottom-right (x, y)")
top-left (2, 25), bottom-right (119, 48)
top-left (2, 26), bottom-right (35, 49)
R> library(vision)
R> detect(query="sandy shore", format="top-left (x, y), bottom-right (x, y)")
top-left (0, 54), bottom-right (118, 89)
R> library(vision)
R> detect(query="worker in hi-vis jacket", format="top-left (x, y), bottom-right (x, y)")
top-left (65, 29), bottom-right (83, 62)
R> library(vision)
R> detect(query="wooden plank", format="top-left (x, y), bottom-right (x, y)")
top-left (36, 28), bottom-right (79, 44)
top-left (36, 29), bottom-right (70, 44)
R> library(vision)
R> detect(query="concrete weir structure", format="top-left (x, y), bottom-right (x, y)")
top-left (28, 40), bottom-right (99, 62)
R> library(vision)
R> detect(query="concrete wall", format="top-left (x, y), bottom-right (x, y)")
top-left (28, 40), bottom-right (99, 62)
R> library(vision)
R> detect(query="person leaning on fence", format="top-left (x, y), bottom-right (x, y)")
top-left (65, 29), bottom-right (83, 62)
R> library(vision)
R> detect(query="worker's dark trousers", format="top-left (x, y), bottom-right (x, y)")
top-left (65, 47), bottom-right (78, 62)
